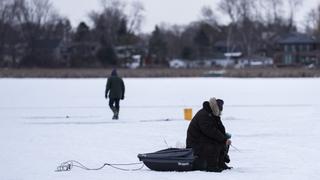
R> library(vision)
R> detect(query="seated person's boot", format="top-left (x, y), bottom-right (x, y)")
top-left (207, 166), bottom-right (223, 172)
top-left (219, 162), bottom-right (232, 170)
top-left (224, 154), bottom-right (230, 163)
top-left (207, 159), bottom-right (223, 172)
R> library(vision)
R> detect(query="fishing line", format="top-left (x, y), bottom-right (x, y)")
top-left (55, 160), bottom-right (144, 172)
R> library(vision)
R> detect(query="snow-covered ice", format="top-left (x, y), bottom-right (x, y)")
top-left (0, 78), bottom-right (320, 180)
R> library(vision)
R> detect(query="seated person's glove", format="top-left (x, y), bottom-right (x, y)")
top-left (226, 132), bottom-right (232, 139)
top-left (226, 139), bottom-right (232, 145)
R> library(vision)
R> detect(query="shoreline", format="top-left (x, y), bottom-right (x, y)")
top-left (1, 68), bottom-right (320, 78)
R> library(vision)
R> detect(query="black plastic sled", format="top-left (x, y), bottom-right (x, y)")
top-left (137, 148), bottom-right (195, 171)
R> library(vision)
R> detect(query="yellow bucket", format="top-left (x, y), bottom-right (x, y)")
top-left (184, 108), bottom-right (193, 121)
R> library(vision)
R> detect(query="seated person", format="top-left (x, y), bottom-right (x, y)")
top-left (186, 97), bottom-right (231, 172)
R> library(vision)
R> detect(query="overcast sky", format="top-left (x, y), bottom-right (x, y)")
top-left (53, 0), bottom-right (319, 33)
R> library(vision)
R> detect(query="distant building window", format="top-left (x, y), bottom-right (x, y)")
top-left (305, 56), bottom-right (309, 62)
top-left (291, 45), bottom-right (296, 52)
top-left (285, 55), bottom-right (292, 64)
top-left (284, 45), bottom-right (289, 52)
top-left (299, 45), bottom-right (304, 52)
top-left (306, 45), bottom-right (310, 52)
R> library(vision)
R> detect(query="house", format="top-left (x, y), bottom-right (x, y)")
top-left (212, 40), bottom-right (243, 68)
top-left (213, 52), bottom-right (242, 68)
top-left (1, 39), bottom-right (69, 67)
top-left (114, 45), bottom-right (146, 68)
top-left (275, 33), bottom-right (320, 66)
top-left (65, 41), bottom-right (101, 67)
top-left (1, 43), bottom-right (26, 67)
top-left (33, 39), bottom-right (69, 66)
top-left (213, 40), bottom-right (240, 54)
top-left (237, 56), bottom-right (273, 68)
top-left (169, 59), bottom-right (187, 69)
top-left (67, 42), bottom-right (100, 60)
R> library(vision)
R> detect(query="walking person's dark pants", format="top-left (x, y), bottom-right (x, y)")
top-left (109, 98), bottom-right (120, 112)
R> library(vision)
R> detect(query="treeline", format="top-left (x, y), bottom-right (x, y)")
top-left (0, 0), bottom-right (320, 68)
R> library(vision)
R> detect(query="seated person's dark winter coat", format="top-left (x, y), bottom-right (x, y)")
top-left (186, 99), bottom-right (230, 172)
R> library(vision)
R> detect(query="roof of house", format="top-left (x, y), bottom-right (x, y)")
top-left (34, 39), bottom-right (62, 49)
top-left (214, 40), bottom-right (228, 48)
top-left (214, 40), bottom-right (241, 51)
top-left (278, 33), bottom-right (318, 44)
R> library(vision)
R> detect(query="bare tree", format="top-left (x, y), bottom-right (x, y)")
top-left (15, 0), bottom-right (57, 26)
top-left (259, 0), bottom-right (284, 24)
top-left (0, 0), bottom-right (11, 23)
top-left (305, 3), bottom-right (320, 37)
top-left (0, 0), bottom-right (22, 66)
top-left (89, 0), bottom-right (126, 46)
top-left (201, 6), bottom-right (217, 24)
top-left (237, 0), bottom-right (257, 20)
top-left (13, 0), bottom-right (59, 45)
top-left (127, 0), bottom-right (144, 34)
top-left (100, 0), bottom-right (124, 10)
top-left (162, 25), bottom-right (185, 60)
top-left (287, 0), bottom-right (302, 30)
top-left (0, 0), bottom-right (11, 63)
top-left (218, 0), bottom-right (238, 53)
top-left (11, 0), bottom-right (66, 67)
top-left (218, 0), bottom-right (239, 23)
top-left (218, 0), bottom-right (260, 56)
top-left (0, 0), bottom-right (12, 37)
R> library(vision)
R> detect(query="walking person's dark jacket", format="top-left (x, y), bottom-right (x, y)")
top-left (105, 70), bottom-right (125, 99)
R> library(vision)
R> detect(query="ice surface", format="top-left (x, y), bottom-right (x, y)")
top-left (0, 78), bottom-right (320, 180)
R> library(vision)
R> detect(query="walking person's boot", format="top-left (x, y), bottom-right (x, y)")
top-left (111, 107), bottom-right (118, 120)
top-left (113, 110), bottom-right (119, 120)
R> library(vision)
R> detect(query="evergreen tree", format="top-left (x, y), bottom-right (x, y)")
top-left (97, 45), bottom-right (117, 66)
top-left (181, 46), bottom-right (194, 60)
top-left (74, 22), bottom-right (90, 42)
top-left (148, 26), bottom-right (167, 65)
top-left (194, 27), bottom-right (210, 59)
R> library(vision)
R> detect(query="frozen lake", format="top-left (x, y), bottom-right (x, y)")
top-left (0, 78), bottom-right (320, 180)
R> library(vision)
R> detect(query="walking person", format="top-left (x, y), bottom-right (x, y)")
top-left (105, 69), bottom-right (125, 120)
top-left (186, 97), bottom-right (232, 172)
